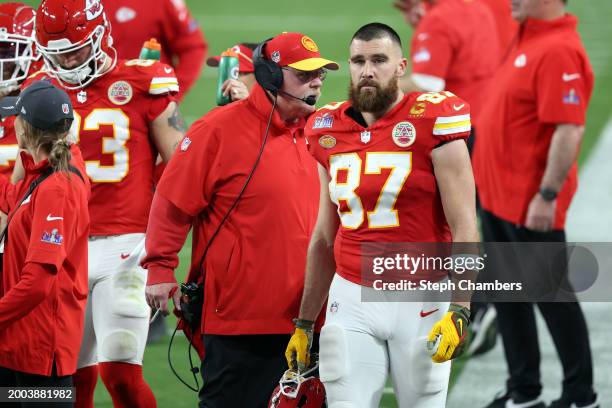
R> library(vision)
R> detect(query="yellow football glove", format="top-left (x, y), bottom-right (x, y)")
top-left (285, 318), bottom-right (314, 372)
top-left (427, 304), bottom-right (470, 363)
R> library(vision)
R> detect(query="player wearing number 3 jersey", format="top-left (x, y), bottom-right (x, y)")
top-left (26, 0), bottom-right (185, 407)
top-left (286, 23), bottom-right (479, 407)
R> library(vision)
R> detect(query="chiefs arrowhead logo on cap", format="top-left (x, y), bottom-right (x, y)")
top-left (301, 36), bottom-right (319, 52)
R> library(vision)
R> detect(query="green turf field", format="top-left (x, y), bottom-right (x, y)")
top-left (18, 0), bottom-right (612, 406)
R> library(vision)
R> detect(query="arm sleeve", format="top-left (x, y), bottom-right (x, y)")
top-left (141, 193), bottom-right (193, 285)
top-left (25, 185), bottom-right (69, 270)
top-left (410, 17), bottom-right (454, 80)
top-left (536, 47), bottom-right (591, 125)
top-left (0, 174), bottom-right (17, 214)
top-left (432, 95), bottom-right (472, 142)
top-left (0, 262), bottom-right (55, 331)
top-left (161, 0), bottom-right (207, 100)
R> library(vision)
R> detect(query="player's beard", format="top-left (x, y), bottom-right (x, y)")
top-left (349, 77), bottom-right (399, 114)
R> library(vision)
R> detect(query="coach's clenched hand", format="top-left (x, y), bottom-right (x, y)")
top-left (145, 282), bottom-right (181, 316)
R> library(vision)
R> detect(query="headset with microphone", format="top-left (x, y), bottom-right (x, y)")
top-left (253, 38), bottom-right (317, 106)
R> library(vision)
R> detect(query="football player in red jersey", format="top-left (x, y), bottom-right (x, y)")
top-left (0, 2), bottom-right (39, 179)
top-left (31, 0), bottom-right (185, 407)
top-left (286, 23), bottom-right (479, 407)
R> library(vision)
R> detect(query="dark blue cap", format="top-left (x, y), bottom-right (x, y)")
top-left (0, 80), bottom-right (73, 130)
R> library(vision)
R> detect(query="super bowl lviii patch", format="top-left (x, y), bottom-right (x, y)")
top-left (313, 114), bottom-right (333, 129)
top-left (41, 229), bottom-right (63, 245)
top-left (108, 81), bottom-right (133, 105)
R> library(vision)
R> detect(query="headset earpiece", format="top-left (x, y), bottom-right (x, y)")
top-left (253, 38), bottom-right (284, 95)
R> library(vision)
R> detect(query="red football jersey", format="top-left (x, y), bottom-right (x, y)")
top-left (0, 116), bottom-right (19, 178)
top-left (27, 60), bottom-right (178, 235)
top-left (306, 92), bottom-right (471, 285)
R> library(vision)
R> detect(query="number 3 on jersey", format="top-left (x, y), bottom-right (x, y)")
top-left (329, 152), bottom-right (411, 229)
top-left (69, 109), bottom-right (130, 182)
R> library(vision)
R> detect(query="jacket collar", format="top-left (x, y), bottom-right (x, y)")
top-left (520, 13), bottom-right (578, 40)
top-left (20, 150), bottom-right (50, 175)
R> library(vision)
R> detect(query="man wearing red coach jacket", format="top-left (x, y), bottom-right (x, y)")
top-left (473, 0), bottom-right (598, 407)
top-left (142, 32), bottom-right (338, 407)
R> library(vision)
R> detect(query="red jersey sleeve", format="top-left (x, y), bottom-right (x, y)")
top-left (536, 46), bottom-right (592, 125)
top-left (156, 118), bottom-right (221, 216)
top-left (121, 60), bottom-right (178, 121)
top-left (25, 184), bottom-right (70, 271)
top-left (429, 92), bottom-right (472, 142)
top-left (160, 0), bottom-right (207, 100)
top-left (410, 17), bottom-right (453, 80)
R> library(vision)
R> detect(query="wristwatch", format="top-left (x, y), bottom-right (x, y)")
top-left (539, 187), bottom-right (558, 201)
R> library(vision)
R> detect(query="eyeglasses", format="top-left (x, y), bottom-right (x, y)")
top-left (282, 67), bottom-right (327, 83)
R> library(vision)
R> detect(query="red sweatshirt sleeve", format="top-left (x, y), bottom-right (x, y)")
top-left (0, 262), bottom-right (55, 331)
top-left (141, 192), bottom-right (193, 285)
top-left (0, 174), bottom-right (17, 214)
top-left (161, 0), bottom-right (207, 100)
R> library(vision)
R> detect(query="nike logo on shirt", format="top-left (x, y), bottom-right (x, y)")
top-left (562, 73), bottom-right (581, 82)
top-left (46, 214), bottom-right (63, 221)
top-left (164, 67), bottom-right (173, 74)
top-left (453, 104), bottom-right (465, 111)
top-left (420, 308), bottom-right (439, 318)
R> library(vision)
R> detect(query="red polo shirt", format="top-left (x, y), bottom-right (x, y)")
top-left (144, 84), bottom-right (320, 335)
top-left (410, 0), bottom-right (499, 121)
top-left (0, 145), bottom-right (90, 376)
top-left (473, 14), bottom-right (593, 229)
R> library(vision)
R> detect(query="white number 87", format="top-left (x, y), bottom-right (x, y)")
top-left (329, 152), bottom-right (412, 229)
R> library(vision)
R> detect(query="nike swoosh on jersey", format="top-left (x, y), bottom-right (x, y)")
top-left (562, 73), bottom-right (581, 82)
top-left (46, 214), bottom-right (63, 221)
top-left (120, 253), bottom-right (130, 259)
top-left (164, 67), bottom-right (173, 74)
top-left (453, 104), bottom-right (465, 111)
top-left (420, 308), bottom-right (439, 317)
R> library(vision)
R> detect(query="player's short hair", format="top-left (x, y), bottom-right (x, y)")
top-left (351, 23), bottom-right (402, 48)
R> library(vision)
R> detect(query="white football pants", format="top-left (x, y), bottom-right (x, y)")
top-left (320, 274), bottom-right (451, 408)
top-left (77, 233), bottom-right (151, 368)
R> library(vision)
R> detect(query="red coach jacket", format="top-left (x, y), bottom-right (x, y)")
top-left (143, 84), bottom-right (320, 336)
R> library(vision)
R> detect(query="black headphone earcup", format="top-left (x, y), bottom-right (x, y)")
top-left (253, 39), bottom-right (283, 94)
top-left (254, 60), bottom-right (283, 94)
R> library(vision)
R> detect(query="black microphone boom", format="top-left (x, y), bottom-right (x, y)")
top-left (279, 90), bottom-right (317, 106)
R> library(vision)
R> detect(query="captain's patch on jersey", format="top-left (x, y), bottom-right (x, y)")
top-left (392, 122), bottom-right (416, 147)
top-left (41, 229), bottom-right (63, 245)
top-left (108, 81), bottom-right (133, 105)
top-left (318, 135), bottom-right (336, 149)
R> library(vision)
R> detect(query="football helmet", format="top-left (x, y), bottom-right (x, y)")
top-left (0, 3), bottom-right (36, 92)
top-left (269, 365), bottom-right (326, 408)
top-left (35, 0), bottom-right (116, 89)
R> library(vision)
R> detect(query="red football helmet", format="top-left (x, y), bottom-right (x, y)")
top-left (269, 366), bottom-right (326, 408)
top-left (35, 0), bottom-right (116, 89)
top-left (0, 3), bottom-right (36, 91)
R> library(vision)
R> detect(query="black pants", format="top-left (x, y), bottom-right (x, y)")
top-left (480, 209), bottom-right (595, 402)
top-left (198, 334), bottom-right (319, 408)
top-left (0, 365), bottom-right (73, 407)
